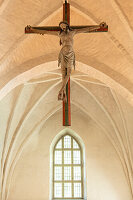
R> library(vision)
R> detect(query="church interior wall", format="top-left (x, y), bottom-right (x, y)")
top-left (0, 93), bottom-right (132, 200)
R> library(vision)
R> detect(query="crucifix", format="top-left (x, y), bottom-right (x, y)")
top-left (25, 0), bottom-right (108, 126)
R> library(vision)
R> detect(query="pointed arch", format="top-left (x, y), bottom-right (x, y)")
top-left (50, 128), bottom-right (87, 200)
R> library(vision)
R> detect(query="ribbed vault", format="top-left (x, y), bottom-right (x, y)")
top-left (0, 0), bottom-right (133, 200)
top-left (0, 69), bottom-right (133, 199)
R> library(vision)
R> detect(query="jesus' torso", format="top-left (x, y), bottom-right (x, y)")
top-left (59, 30), bottom-right (75, 48)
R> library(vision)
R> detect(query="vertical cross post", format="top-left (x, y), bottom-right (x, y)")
top-left (63, 0), bottom-right (71, 126)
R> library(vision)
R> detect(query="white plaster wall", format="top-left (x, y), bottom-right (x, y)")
top-left (8, 105), bottom-right (132, 200)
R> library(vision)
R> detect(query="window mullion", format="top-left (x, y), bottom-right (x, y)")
top-left (71, 137), bottom-right (74, 198)
top-left (62, 137), bottom-right (64, 198)
top-left (81, 148), bottom-right (83, 198)
top-left (53, 150), bottom-right (55, 199)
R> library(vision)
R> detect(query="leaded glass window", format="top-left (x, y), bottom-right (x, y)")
top-left (53, 135), bottom-right (83, 199)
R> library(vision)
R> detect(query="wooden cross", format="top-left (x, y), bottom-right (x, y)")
top-left (25, 0), bottom-right (108, 126)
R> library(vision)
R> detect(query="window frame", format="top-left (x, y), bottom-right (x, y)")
top-left (53, 134), bottom-right (84, 200)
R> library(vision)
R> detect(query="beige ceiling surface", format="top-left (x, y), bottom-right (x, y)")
top-left (0, 0), bottom-right (133, 103)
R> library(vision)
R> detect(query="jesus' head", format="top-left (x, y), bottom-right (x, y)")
top-left (59, 21), bottom-right (70, 32)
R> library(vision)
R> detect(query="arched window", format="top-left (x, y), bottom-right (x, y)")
top-left (53, 134), bottom-right (83, 199)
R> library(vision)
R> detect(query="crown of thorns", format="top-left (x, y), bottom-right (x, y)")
top-left (59, 21), bottom-right (69, 27)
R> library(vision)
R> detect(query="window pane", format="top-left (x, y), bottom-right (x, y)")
top-left (73, 139), bottom-right (79, 149)
top-left (55, 151), bottom-right (62, 164)
top-left (74, 166), bottom-right (81, 180)
top-left (64, 167), bottom-right (71, 180)
top-left (53, 135), bottom-right (83, 200)
top-left (54, 167), bottom-right (62, 181)
top-left (64, 135), bottom-right (71, 148)
top-left (74, 183), bottom-right (82, 198)
top-left (64, 151), bottom-right (71, 164)
top-left (54, 183), bottom-right (62, 198)
top-left (56, 139), bottom-right (62, 149)
top-left (64, 183), bottom-right (72, 198)
top-left (73, 150), bottom-right (81, 164)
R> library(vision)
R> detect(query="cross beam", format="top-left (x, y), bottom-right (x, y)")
top-left (25, 25), bottom-right (108, 34)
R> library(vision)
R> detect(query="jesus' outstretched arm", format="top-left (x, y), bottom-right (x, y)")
top-left (74, 22), bottom-right (107, 34)
top-left (25, 25), bottom-right (59, 36)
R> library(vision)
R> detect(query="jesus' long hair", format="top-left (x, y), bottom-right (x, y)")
top-left (59, 21), bottom-right (72, 46)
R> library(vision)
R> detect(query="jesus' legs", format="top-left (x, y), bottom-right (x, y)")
top-left (58, 65), bottom-right (71, 102)
top-left (58, 66), bottom-right (66, 101)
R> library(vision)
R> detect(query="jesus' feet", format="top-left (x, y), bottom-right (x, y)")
top-left (58, 91), bottom-right (67, 103)
top-left (63, 92), bottom-right (67, 103)
top-left (58, 92), bottom-right (63, 100)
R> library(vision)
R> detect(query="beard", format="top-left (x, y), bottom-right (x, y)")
top-left (61, 26), bottom-right (69, 34)
top-left (64, 27), bottom-right (68, 34)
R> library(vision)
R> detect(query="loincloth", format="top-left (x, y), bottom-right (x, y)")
top-left (58, 45), bottom-right (75, 69)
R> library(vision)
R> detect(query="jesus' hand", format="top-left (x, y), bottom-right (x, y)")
top-left (25, 25), bottom-right (32, 33)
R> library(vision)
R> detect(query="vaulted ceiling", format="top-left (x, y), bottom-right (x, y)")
top-left (0, 0), bottom-right (133, 200)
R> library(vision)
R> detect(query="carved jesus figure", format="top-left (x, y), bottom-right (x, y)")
top-left (26, 21), bottom-right (107, 102)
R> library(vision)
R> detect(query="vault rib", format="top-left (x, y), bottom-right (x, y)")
top-left (110, 89), bottom-right (133, 173)
top-left (72, 77), bottom-right (107, 87)
top-left (72, 79), bottom-right (133, 196)
top-left (0, 0), bottom-right (10, 14)
top-left (110, 0), bottom-right (133, 38)
top-left (0, 85), bottom-right (24, 192)
top-left (1, 80), bottom-right (61, 200)
top-left (5, 105), bottom-right (62, 200)
top-left (72, 100), bottom-right (130, 188)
